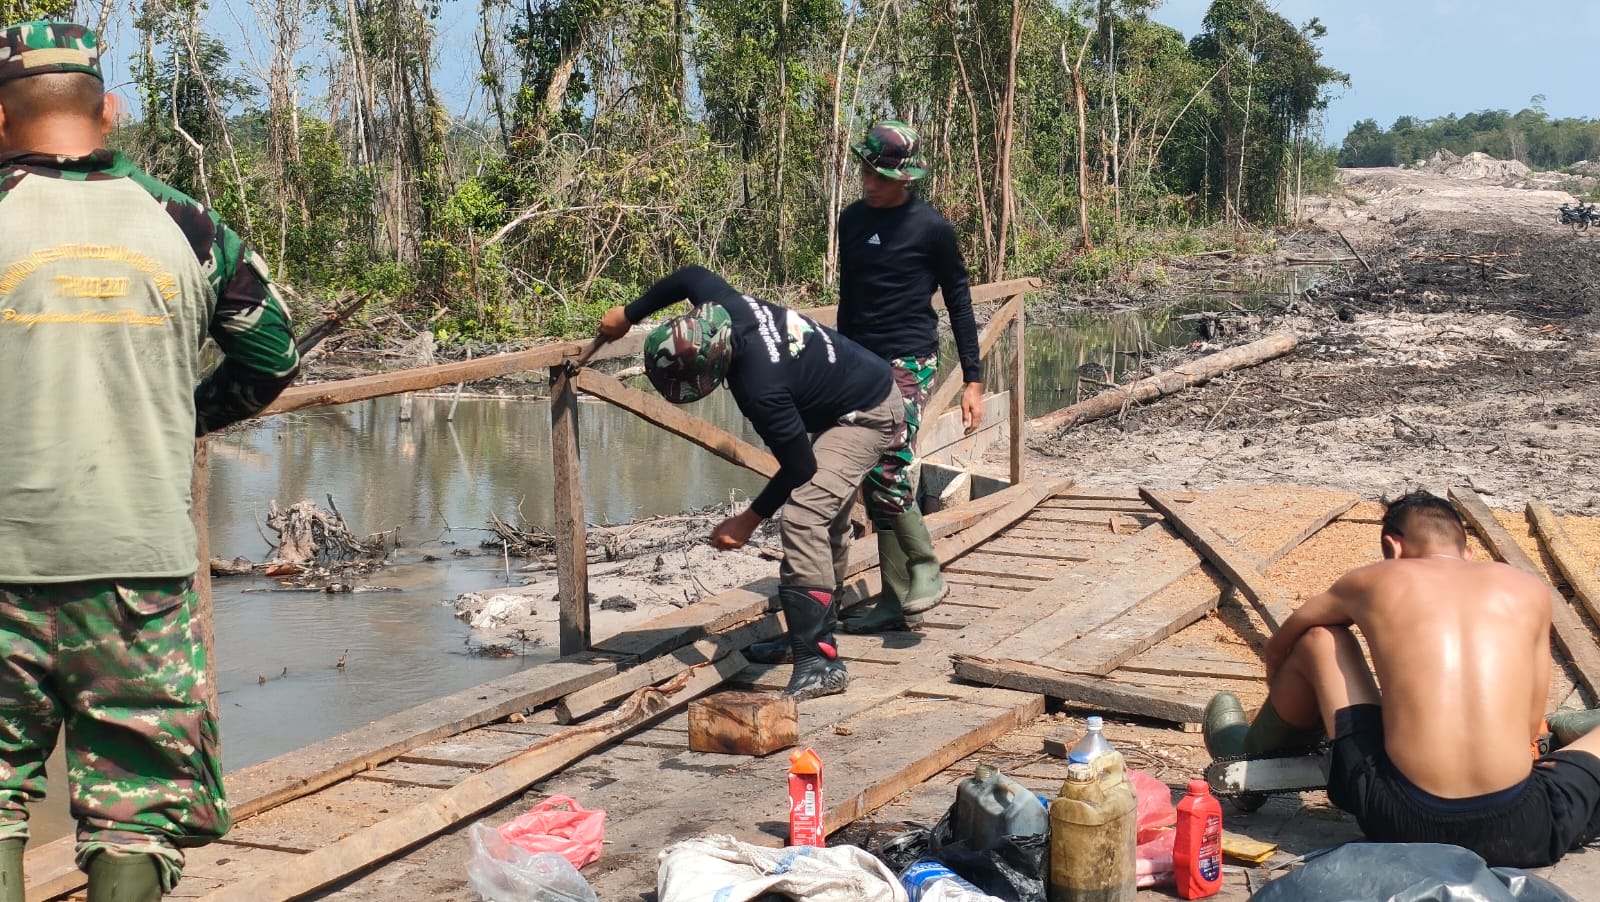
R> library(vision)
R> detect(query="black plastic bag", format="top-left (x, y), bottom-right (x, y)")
top-left (1249, 843), bottom-right (1576, 902)
top-left (860, 821), bottom-right (931, 876)
top-left (928, 804), bottom-right (1047, 902)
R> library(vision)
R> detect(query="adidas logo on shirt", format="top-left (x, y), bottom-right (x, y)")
top-left (867, 233), bottom-right (881, 245)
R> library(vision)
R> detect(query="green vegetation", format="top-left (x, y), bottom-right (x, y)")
top-left (1339, 100), bottom-right (1600, 170)
top-left (98, 0), bottom-right (1343, 342)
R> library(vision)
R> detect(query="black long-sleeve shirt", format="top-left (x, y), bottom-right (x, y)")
top-left (626, 266), bottom-right (895, 517)
top-left (836, 195), bottom-right (983, 384)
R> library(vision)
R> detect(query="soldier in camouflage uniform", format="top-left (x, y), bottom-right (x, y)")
top-left (832, 120), bottom-right (985, 634)
top-left (598, 266), bottom-right (904, 700)
top-left (0, 21), bottom-right (300, 901)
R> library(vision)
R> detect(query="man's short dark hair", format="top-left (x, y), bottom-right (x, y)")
top-left (0, 71), bottom-right (104, 122)
top-left (1381, 490), bottom-right (1467, 549)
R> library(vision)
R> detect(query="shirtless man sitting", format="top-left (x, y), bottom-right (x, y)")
top-left (1204, 490), bottom-right (1600, 867)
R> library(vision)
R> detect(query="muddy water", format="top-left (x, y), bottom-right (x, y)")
top-left (30, 275), bottom-right (1309, 845)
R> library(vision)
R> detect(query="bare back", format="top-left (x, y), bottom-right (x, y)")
top-left (1342, 558), bottom-right (1551, 798)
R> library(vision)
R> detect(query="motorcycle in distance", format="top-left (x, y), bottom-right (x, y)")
top-left (1558, 200), bottom-right (1599, 232)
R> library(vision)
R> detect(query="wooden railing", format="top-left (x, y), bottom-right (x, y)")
top-left (219, 276), bottom-right (1041, 656)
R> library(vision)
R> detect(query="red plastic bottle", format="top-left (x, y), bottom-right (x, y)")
top-left (1174, 779), bottom-right (1223, 899)
top-left (788, 747), bottom-right (825, 847)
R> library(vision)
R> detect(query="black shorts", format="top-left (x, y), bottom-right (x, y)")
top-left (1327, 704), bottom-right (1600, 868)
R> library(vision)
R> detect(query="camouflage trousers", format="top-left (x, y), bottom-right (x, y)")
top-left (0, 578), bottom-right (229, 891)
top-left (862, 354), bottom-right (937, 526)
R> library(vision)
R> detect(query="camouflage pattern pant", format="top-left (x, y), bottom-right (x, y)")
top-left (862, 354), bottom-right (937, 526)
top-left (0, 578), bottom-right (229, 891)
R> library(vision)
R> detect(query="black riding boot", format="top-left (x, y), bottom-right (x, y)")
top-left (780, 585), bottom-right (850, 700)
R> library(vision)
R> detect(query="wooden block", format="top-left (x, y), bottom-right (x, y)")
top-left (1042, 727), bottom-right (1079, 759)
top-left (687, 690), bottom-right (798, 756)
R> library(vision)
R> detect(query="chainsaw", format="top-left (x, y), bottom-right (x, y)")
top-left (1203, 732), bottom-right (1558, 802)
top-left (1203, 745), bottom-right (1331, 799)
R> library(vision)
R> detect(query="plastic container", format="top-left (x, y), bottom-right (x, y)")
top-left (1068, 715), bottom-right (1114, 764)
top-left (953, 764), bottom-right (1049, 851)
top-left (788, 747), bottom-right (824, 847)
top-left (1174, 780), bottom-right (1223, 899)
top-left (1049, 761), bottom-right (1137, 902)
top-left (901, 858), bottom-right (1004, 902)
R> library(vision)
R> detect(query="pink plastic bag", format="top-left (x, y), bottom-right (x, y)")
top-left (1136, 830), bottom-right (1176, 889)
top-left (498, 795), bottom-right (607, 870)
top-left (1128, 769), bottom-right (1176, 843)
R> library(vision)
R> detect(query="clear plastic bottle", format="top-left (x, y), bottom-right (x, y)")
top-left (1068, 715), bottom-right (1114, 764)
top-left (901, 859), bottom-right (1005, 902)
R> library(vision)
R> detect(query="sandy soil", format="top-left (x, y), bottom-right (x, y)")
top-left (1025, 165), bottom-right (1600, 514)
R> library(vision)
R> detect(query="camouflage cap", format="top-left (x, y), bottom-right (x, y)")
top-left (851, 120), bottom-right (927, 182)
top-left (643, 304), bottom-right (734, 404)
top-left (0, 21), bottom-right (102, 85)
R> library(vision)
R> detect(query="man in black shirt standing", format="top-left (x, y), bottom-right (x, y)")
top-left (834, 120), bottom-right (985, 634)
top-left (597, 266), bottom-right (905, 700)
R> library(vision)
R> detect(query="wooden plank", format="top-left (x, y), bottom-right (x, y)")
top-left (982, 521), bottom-right (1203, 665)
top-left (1040, 499), bottom-right (1153, 513)
top-left (558, 617), bottom-right (780, 723)
top-left (1024, 509), bottom-right (1159, 528)
top-left (550, 365), bottom-right (589, 655)
top-left (263, 344), bottom-right (574, 415)
top-left (196, 656), bottom-right (747, 902)
top-left (944, 564), bottom-right (1054, 582)
top-left (1142, 488), bottom-right (1298, 630)
top-left (952, 654), bottom-right (1205, 724)
top-left (1450, 487), bottom-right (1600, 703)
top-left (1122, 649), bottom-right (1266, 682)
top-left (1031, 332), bottom-right (1298, 433)
top-left (1528, 501), bottom-right (1600, 632)
top-left (574, 368), bottom-right (778, 477)
top-left (917, 391), bottom-right (1010, 464)
top-left (918, 292), bottom-right (1029, 445)
top-left (1010, 302), bottom-right (1025, 485)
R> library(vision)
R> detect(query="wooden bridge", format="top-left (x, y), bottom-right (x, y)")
top-left (25, 280), bottom-right (1600, 899)
top-left (26, 476), bottom-right (1600, 899)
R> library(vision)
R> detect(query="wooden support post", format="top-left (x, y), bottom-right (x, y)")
top-left (1010, 297), bottom-right (1025, 485)
top-left (191, 439), bottom-right (217, 716)
top-left (550, 366), bottom-right (589, 656)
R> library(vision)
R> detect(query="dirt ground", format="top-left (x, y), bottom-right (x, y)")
top-left (1025, 165), bottom-right (1600, 514)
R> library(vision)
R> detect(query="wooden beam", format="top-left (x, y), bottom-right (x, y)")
top-left (1528, 501), bottom-right (1600, 632)
top-left (1141, 488), bottom-right (1302, 631)
top-left (1010, 303), bottom-right (1026, 485)
top-left (917, 292), bottom-right (1028, 451)
top-left (952, 655), bottom-right (1205, 724)
top-left (574, 368), bottom-right (778, 476)
top-left (264, 344), bottom-right (574, 415)
top-left (550, 366), bottom-right (589, 655)
top-left (192, 440), bottom-right (217, 715)
top-left (556, 617), bottom-right (782, 723)
top-left (196, 657), bottom-right (746, 902)
top-left (1449, 487), bottom-right (1600, 703)
top-left (1031, 332), bottom-right (1298, 433)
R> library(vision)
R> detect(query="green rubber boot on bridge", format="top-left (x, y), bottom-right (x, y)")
top-left (1548, 707), bottom-right (1600, 750)
top-left (86, 851), bottom-right (161, 902)
top-left (840, 530), bottom-right (923, 634)
top-left (0, 838), bottom-right (22, 902)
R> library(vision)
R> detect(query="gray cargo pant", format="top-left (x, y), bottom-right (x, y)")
top-left (778, 385), bottom-right (906, 589)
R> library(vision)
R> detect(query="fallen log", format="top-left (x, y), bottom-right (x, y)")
top-left (1030, 332), bottom-right (1298, 433)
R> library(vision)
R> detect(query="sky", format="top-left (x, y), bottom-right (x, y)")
top-left (104, 0), bottom-right (1600, 149)
top-left (1149, 0), bottom-right (1600, 145)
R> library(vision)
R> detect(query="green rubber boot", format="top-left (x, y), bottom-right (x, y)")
top-left (840, 530), bottom-right (923, 634)
top-left (86, 852), bottom-right (162, 902)
top-left (1203, 691), bottom-right (1250, 759)
top-left (0, 838), bottom-right (23, 902)
top-left (1243, 698), bottom-right (1325, 755)
top-left (1548, 707), bottom-right (1600, 750)
top-left (891, 509), bottom-right (947, 615)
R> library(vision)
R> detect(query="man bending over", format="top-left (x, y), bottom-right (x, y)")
top-left (1205, 490), bottom-right (1600, 867)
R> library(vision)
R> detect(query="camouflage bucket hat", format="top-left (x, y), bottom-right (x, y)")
top-left (644, 304), bottom-right (734, 404)
top-left (851, 120), bottom-right (927, 182)
top-left (0, 21), bottom-right (103, 85)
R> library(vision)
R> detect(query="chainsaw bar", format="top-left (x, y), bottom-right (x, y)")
top-left (1203, 745), bottom-right (1332, 798)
